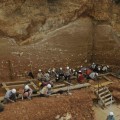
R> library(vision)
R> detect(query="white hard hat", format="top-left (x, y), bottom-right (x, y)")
top-left (95, 73), bottom-right (98, 76)
top-left (60, 67), bottom-right (62, 70)
top-left (25, 85), bottom-right (30, 90)
top-left (66, 66), bottom-right (69, 69)
top-left (109, 112), bottom-right (114, 116)
top-left (73, 69), bottom-right (75, 72)
top-left (38, 69), bottom-right (41, 72)
top-left (107, 65), bottom-right (109, 68)
top-left (79, 70), bottom-right (82, 73)
top-left (80, 65), bottom-right (83, 68)
top-left (84, 68), bottom-right (87, 70)
top-left (11, 89), bottom-right (16, 94)
top-left (47, 84), bottom-right (51, 89)
top-left (48, 70), bottom-right (50, 73)
top-left (92, 63), bottom-right (95, 64)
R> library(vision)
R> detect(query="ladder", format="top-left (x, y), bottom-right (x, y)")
top-left (95, 86), bottom-right (115, 107)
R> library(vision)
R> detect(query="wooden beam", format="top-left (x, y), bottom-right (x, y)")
top-left (2, 83), bottom-right (31, 88)
top-left (1, 83), bottom-right (10, 91)
top-left (5, 81), bottom-right (30, 85)
top-left (93, 81), bottom-right (113, 88)
top-left (63, 81), bottom-right (74, 86)
top-left (103, 76), bottom-right (112, 81)
top-left (110, 73), bottom-right (120, 79)
top-left (52, 83), bottom-right (91, 94)
top-left (98, 73), bottom-right (110, 77)
top-left (53, 84), bottom-right (65, 89)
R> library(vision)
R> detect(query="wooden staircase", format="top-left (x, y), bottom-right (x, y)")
top-left (95, 86), bottom-right (115, 107)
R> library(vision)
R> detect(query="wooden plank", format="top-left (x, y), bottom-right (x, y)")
top-left (98, 73), bottom-right (110, 77)
top-left (99, 91), bottom-right (109, 96)
top-left (105, 100), bottom-right (115, 106)
top-left (2, 83), bottom-right (31, 88)
top-left (4, 79), bottom-right (38, 85)
top-left (95, 87), bottom-right (107, 93)
top-left (1, 83), bottom-right (10, 91)
top-left (52, 83), bottom-right (91, 93)
top-left (110, 73), bottom-right (120, 79)
top-left (53, 84), bottom-right (65, 89)
top-left (93, 81), bottom-right (113, 88)
top-left (63, 81), bottom-right (74, 86)
top-left (5, 81), bottom-right (30, 85)
top-left (101, 94), bottom-right (111, 99)
top-left (103, 76), bottom-right (112, 81)
top-left (104, 97), bottom-right (112, 102)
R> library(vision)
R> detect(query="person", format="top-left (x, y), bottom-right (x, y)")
top-left (58, 67), bottom-right (64, 80)
top-left (64, 66), bottom-right (71, 82)
top-left (102, 65), bottom-right (109, 73)
top-left (50, 68), bottom-right (57, 80)
top-left (106, 112), bottom-right (115, 120)
top-left (0, 103), bottom-right (4, 112)
top-left (77, 71), bottom-right (84, 83)
top-left (39, 84), bottom-right (52, 97)
top-left (44, 72), bottom-right (50, 81)
top-left (91, 63), bottom-right (96, 70)
top-left (3, 89), bottom-right (17, 104)
top-left (89, 72), bottom-right (98, 80)
top-left (84, 68), bottom-right (92, 79)
top-left (22, 85), bottom-right (33, 100)
top-left (37, 69), bottom-right (44, 81)
top-left (28, 71), bottom-right (34, 79)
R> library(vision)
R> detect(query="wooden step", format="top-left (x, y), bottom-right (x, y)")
top-left (104, 97), bottom-right (113, 102)
top-left (101, 93), bottom-right (111, 99)
top-left (95, 87), bottom-right (108, 93)
top-left (99, 91), bottom-right (109, 96)
top-left (104, 100), bottom-right (115, 106)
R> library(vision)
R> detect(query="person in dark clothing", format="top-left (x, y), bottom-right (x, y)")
top-left (58, 67), bottom-right (64, 80)
top-left (3, 89), bottom-right (17, 104)
top-left (106, 112), bottom-right (115, 120)
top-left (28, 71), bottom-right (34, 79)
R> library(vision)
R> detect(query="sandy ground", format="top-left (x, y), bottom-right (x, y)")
top-left (94, 104), bottom-right (120, 120)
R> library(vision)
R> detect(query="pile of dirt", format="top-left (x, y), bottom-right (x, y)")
top-left (0, 89), bottom-right (94, 120)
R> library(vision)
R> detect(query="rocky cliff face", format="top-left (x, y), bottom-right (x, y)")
top-left (0, 0), bottom-right (120, 80)
top-left (0, 0), bottom-right (119, 44)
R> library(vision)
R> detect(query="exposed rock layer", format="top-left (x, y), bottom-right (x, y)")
top-left (0, 0), bottom-right (120, 80)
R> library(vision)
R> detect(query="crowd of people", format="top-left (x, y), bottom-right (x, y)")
top-left (0, 63), bottom-right (116, 119)
top-left (29, 63), bottom-right (110, 84)
top-left (2, 63), bottom-right (110, 104)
